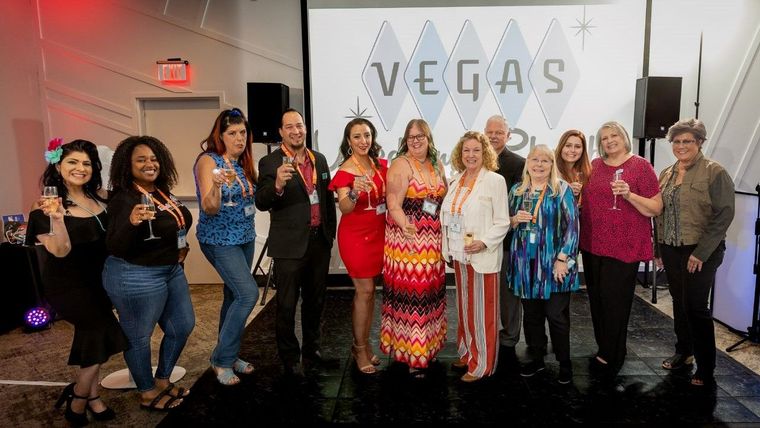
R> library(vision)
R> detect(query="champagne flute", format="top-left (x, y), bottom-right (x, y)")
top-left (357, 175), bottom-right (374, 211)
top-left (221, 167), bottom-right (237, 207)
top-left (141, 194), bottom-right (160, 241)
top-left (405, 214), bottom-right (417, 255)
top-left (463, 230), bottom-right (474, 263)
top-left (521, 193), bottom-right (534, 231)
top-left (610, 169), bottom-right (624, 211)
top-left (42, 186), bottom-right (58, 236)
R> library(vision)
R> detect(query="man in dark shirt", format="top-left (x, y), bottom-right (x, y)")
top-left (485, 115), bottom-right (525, 370)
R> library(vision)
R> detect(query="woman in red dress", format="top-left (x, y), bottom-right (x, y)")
top-left (328, 118), bottom-right (387, 374)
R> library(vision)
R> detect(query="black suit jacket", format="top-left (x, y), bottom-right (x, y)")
top-left (255, 148), bottom-right (336, 259)
top-left (497, 148), bottom-right (525, 247)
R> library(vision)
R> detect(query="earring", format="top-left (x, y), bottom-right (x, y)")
top-left (347, 146), bottom-right (353, 156)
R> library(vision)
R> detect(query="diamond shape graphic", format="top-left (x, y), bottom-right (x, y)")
top-left (443, 20), bottom-right (489, 130)
top-left (362, 21), bottom-right (408, 131)
top-left (405, 21), bottom-right (449, 127)
top-left (529, 19), bottom-right (580, 129)
top-left (487, 19), bottom-right (533, 126)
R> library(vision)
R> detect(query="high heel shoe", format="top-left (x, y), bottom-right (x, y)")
top-left (86, 396), bottom-right (116, 421)
top-left (351, 343), bottom-right (377, 374)
top-left (54, 383), bottom-right (89, 426)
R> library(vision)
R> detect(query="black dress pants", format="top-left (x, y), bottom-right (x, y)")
top-left (582, 251), bottom-right (639, 368)
top-left (522, 292), bottom-right (571, 363)
top-left (274, 229), bottom-right (331, 365)
top-left (661, 241), bottom-right (725, 378)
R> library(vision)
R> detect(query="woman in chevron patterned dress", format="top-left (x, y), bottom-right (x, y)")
top-left (382, 119), bottom-right (448, 378)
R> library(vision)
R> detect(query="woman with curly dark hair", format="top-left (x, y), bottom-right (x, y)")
top-left (102, 136), bottom-right (195, 411)
top-left (27, 138), bottom-right (128, 426)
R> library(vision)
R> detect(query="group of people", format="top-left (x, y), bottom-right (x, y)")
top-left (28, 106), bottom-right (734, 425)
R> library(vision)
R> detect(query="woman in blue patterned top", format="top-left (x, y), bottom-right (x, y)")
top-left (508, 144), bottom-right (579, 385)
top-left (195, 108), bottom-right (258, 385)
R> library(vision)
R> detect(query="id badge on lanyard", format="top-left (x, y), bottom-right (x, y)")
top-left (375, 202), bottom-right (387, 215)
top-left (422, 198), bottom-right (439, 216)
top-left (177, 228), bottom-right (187, 249)
top-left (449, 214), bottom-right (463, 233)
top-left (309, 189), bottom-right (320, 205)
top-left (244, 202), bottom-right (255, 217)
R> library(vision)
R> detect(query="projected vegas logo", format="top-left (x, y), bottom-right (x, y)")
top-left (362, 19), bottom-right (579, 131)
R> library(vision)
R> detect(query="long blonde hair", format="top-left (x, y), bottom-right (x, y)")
top-left (513, 144), bottom-right (561, 196)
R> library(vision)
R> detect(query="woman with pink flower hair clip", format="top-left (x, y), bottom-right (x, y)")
top-left (26, 138), bottom-right (128, 426)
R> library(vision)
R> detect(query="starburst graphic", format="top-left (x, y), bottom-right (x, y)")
top-left (571, 6), bottom-right (596, 50)
top-left (345, 97), bottom-right (373, 119)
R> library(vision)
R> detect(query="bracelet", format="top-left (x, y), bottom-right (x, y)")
top-left (347, 190), bottom-right (358, 203)
top-left (557, 257), bottom-right (567, 263)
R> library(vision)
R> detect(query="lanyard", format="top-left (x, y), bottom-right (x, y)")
top-left (409, 156), bottom-right (438, 197)
top-left (449, 172), bottom-right (478, 215)
top-left (135, 184), bottom-right (186, 230)
top-left (529, 184), bottom-right (548, 224)
top-left (351, 157), bottom-right (385, 199)
top-left (281, 145), bottom-right (317, 186)
top-left (222, 156), bottom-right (254, 199)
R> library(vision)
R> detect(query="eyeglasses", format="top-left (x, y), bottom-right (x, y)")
top-left (407, 134), bottom-right (427, 142)
top-left (671, 139), bottom-right (697, 146)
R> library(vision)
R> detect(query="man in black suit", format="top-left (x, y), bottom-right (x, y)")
top-left (485, 114), bottom-right (525, 370)
top-left (255, 108), bottom-right (337, 376)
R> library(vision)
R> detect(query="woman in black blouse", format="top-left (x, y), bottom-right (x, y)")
top-left (27, 139), bottom-right (127, 426)
top-left (102, 136), bottom-right (195, 410)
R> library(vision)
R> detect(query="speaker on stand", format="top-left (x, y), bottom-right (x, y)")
top-left (632, 76), bottom-right (682, 303)
top-left (246, 82), bottom-right (290, 305)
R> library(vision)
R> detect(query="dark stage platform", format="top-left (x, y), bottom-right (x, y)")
top-left (160, 289), bottom-right (760, 425)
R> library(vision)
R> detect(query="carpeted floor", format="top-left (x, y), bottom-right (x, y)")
top-left (159, 289), bottom-right (760, 426)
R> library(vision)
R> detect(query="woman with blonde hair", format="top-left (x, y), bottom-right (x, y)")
top-left (441, 131), bottom-right (509, 382)
top-left (509, 144), bottom-right (579, 385)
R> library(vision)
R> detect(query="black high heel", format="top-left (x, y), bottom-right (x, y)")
top-left (54, 383), bottom-right (89, 426)
top-left (86, 396), bottom-right (116, 421)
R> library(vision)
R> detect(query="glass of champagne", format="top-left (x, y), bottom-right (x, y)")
top-left (42, 186), bottom-right (58, 236)
top-left (282, 156), bottom-right (296, 168)
top-left (141, 194), bottom-right (160, 241)
top-left (521, 193), bottom-right (534, 231)
top-left (406, 214), bottom-right (417, 255)
top-left (356, 175), bottom-right (374, 211)
top-left (463, 230), bottom-right (474, 263)
top-left (610, 169), bottom-right (623, 210)
top-left (221, 167), bottom-right (237, 207)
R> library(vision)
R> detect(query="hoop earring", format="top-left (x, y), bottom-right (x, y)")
top-left (347, 146), bottom-right (353, 156)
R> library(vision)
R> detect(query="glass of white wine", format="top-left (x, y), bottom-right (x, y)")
top-left (141, 194), bottom-right (160, 241)
top-left (42, 186), bottom-right (58, 236)
top-left (521, 194), bottom-right (534, 231)
top-left (355, 175), bottom-right (374, 211)
top-left (221, 167), bottom-right (237, 207)
top-left (610, 169), bottom-right (624, 211)
top-left (463, 230), bottom-right (474, 263)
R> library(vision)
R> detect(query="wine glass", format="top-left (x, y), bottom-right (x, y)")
top-left (610, 169), bottom-right (624, 211)
top-left (282, 156), bottom-right (296, 168)
top-left (141, 194), bottom-right (160, 241)
top-left (221, 168), bottom-right (237, 207)
top-left (356, 175), bottom-right (374, 211)
top-left (42, 186), bottom-right (58, 236)
top-left (521, 193), bottom-right (534, 230)
top-left (463, 230), bottom-right (474, 263)
top-left (405, 214), bottom-right (417, 255)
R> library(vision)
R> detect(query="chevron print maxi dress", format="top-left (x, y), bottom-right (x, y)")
top-left (381, 176), bottom-right (447, 369)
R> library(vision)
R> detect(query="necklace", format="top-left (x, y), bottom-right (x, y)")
top-left (66, 196), bottom-right (107, 232)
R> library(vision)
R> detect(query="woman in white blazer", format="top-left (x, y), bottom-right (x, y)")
top-left (441, 131), bottom-right (510, 382)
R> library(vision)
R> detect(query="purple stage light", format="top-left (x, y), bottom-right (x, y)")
top-left (24, 307), bottom-right (51, 329)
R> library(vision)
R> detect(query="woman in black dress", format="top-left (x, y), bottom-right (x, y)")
top-left (26, 139), bottom-right (128, 426)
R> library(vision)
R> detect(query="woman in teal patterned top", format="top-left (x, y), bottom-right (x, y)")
top-left (508, 144), bottom-right (579, 385)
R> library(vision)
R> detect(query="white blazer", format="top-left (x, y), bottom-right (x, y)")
top-left (441, 168), bottom-right (510, 274)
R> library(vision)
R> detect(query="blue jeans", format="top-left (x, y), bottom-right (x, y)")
top-left (200, 241), bottom-right (259, 367)
top-left (102, 256), bottom-right (195, 392)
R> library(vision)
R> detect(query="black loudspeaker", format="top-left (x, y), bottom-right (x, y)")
top-left (247, 82), bottom-right (289, 143)
top-left (632, 76), bottom-right (682, 139)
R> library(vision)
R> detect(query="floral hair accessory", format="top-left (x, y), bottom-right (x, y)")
top-left (45, 137), bottom-right (64, 164)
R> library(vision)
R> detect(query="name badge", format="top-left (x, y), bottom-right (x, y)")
top-left (529, 231), bottom-right (536, 244)
top-left (376, 203), bottom-right (387, 215)
top-left (244, 203), bottom-right (255, 217)
top-left (309, 190), bottom-right (320, 205)
top-left (422, 198), bottom-right (439, 216)
top-left (449, 214), bottom-right (462, 233)
top-left (177, 228), bottom-right (187, 249)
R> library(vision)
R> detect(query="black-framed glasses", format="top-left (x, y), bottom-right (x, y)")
top-left (407, 134), bottom-right (427, 142)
